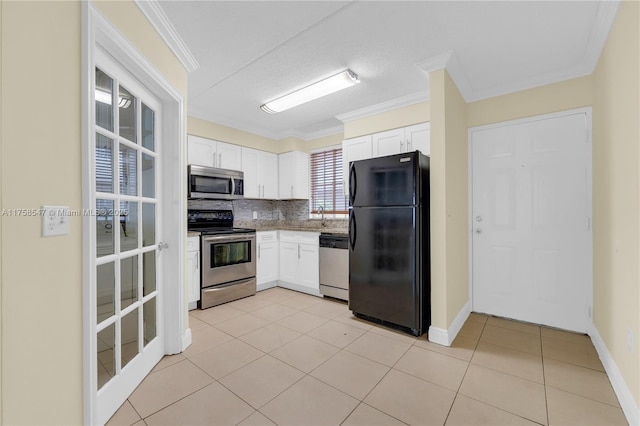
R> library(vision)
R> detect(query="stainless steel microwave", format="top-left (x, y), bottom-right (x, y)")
top-left (187, 165), bottom-right (244, 200)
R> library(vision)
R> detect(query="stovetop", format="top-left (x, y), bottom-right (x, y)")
top-left (187, 209), bottom-right (255, 235)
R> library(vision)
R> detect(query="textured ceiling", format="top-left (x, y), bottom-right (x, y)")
top-left (158, 1), bottom-right (617, 140)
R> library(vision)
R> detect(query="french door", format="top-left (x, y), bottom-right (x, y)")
top-left (92, 48), bottom-right (164, 423)
top-left (471, 111), bottom-right (592, 333)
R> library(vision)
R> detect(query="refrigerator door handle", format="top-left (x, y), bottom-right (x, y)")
top-left (348, 211), bottom-right (357, 250)
top-left (349, 163), bottom-right (357, 205)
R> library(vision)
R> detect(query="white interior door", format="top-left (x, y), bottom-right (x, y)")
top-left (471, 111), bottom-right (592, 333)
top-left (93, 49), bottom-right (165, 423)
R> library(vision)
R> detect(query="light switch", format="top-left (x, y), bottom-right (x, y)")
top-left (42, 206), bottom-right (70, 237)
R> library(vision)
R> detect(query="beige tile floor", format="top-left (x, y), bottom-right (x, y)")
top-left (107, 287), bottom-right (628, 426)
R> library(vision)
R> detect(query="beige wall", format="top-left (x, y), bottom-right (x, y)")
top-left (466, 75), bottom-right (593, 128)
top-left (1, 2), bottom-right (83, 424)
top-left (343, 101), bottom-right (430, 139)
top-left (188, 116), bottom-right (282, 152)
top-left (0, 0), bottom-right (4, 418)
top-left (0, 1), bottom-right (188, 424)
top-left (428, 69), bottom-right (469, 329)
top-left (188, 116), bottom-right (343, 154)
top-left (592, 0), bottom-right (640, 407)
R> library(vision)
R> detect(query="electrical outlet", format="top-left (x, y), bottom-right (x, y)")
top-left (253, 211), bottom-right (258, 220)
top-left (627, 328), bottom-right (634, 354)
top-left (42, 206), bottom-right (70, 237)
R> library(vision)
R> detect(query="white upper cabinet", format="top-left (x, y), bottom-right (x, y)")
top-left (372, 123), bottom-right (430, 157)
top-left (404, 122), bottom-right (430, 156)
top-left (278, 151), bottom-right (309, 200)
top-left (342, 123), bottom-right (430, 196)
top-left (188, 135), bottom-right (216, 167)
top-left (187, 135), bottom-right (242, 170)
top-left (342, 135), bottom-right (373, 198)
top-left (241, 147), bottom-right (278, 199)
top-left (372, 127), bottom-right (405, 157)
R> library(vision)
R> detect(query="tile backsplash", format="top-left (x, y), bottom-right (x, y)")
top-left (187, 198), bottom-right (311, 222)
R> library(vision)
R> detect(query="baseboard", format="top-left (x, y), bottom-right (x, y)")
top-left (589, 324), bottom-right (640, 426)
top-left (277, 281), bottom-right (322, 297)
top-left (181, 327), bottom-right (192, 352)
top-left (428, 300), bottom-right (472, 347)
top-left (257, 281), bottom-right (278, 292)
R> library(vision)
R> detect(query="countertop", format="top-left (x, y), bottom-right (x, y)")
top-left (235, 220), bottom-right (348, 235)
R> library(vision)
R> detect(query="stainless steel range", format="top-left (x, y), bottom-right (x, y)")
top-left (188, 209), bottom-right (256, 309)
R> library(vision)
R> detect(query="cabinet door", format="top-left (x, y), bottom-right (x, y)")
top-left (298, 243), bottom-right (319, 291)
top-left (278, 241), bottom-right (298, 283)
top-left (241, 148), bottom-right (260, 198)
top-left (278, 152), bottom-right (293, 199)
top-left (292, 151), bottom-right (309, 199)
top-left (187, 135), bottom-right (216, 167)
top-left (257, 242), bottom-right (279, 284)
top-left (372, 128), bottom-right (405, 157)
top-left (187, 250), bottom-right (200, 304)
top-left (260, 151), bottom-right (279, 199)
top-left (405, 122), bottom-right (430, 156)
top-left (217, 141), bottom-right (242, 170)
top-left (343, 135), bottom-right (373, 197)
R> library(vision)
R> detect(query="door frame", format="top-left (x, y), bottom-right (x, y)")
top-left (81, 4), bottom-right (188, 424)
top-left (467, 107), bottom-right (593, 328)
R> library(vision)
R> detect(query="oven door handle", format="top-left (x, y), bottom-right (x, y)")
top-left (203, 234), bottom-right (256, 243)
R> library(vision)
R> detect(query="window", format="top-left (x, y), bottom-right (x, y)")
top-left (310, 147), bottom-right (348, 216)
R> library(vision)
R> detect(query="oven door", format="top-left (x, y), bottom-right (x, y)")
top-left (201, 233), bottom-right (256, 287)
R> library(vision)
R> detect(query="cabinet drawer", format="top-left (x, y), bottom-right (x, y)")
top-left (257, 231), bottom-right (278, 243)
top-left (187, 236), bottom-right (200, 252)
top-left (279, 230), bottom-right (319, 244)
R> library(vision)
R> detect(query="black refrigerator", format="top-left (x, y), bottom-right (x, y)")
top-left (348, 151), bottom-right (430, 336)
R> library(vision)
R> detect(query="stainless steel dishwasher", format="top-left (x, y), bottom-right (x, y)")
top-left (319, 233), bottom-right (349, 301)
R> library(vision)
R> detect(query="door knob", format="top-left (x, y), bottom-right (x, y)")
top-left (158, 241), bottom-right (169, 251)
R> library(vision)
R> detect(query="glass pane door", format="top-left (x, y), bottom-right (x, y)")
top-left (94, 64), bottom-right (160, 392)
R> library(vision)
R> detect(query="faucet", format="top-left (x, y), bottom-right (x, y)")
top-left (319, 205), bottom-right (326, 227)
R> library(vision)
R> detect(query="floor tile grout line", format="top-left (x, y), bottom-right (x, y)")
top-left (441, 315), bottom-right (485, 425)
top-left (541, 325), bottom-right (551, 426)
top-left (544, 383), bottom-right (625, 410)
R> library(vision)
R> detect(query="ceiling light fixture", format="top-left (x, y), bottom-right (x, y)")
top-left (260, 69), bottom-right (360, 114)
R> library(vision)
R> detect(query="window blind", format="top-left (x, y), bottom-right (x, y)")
top-left (310, 148), bottom-right (348, 214)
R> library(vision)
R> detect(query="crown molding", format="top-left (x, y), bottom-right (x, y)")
top-left (286, 124), bottom-right (345, 141)
top-left (134, 0), bottom-right (200, 73)
top-left (335, 91), bottom-right (430, 123)
top-left (417, 50), bottom-right (475, 102)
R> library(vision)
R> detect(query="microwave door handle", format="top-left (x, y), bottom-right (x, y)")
top-left (231, 178), bottom-right (236, 197)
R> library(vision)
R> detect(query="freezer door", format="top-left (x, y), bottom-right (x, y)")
top-left (348, 206), bottom-right (422, 331)
top-left (349, 152), bottom-right (418, 207)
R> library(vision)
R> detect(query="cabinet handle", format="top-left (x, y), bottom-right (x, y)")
top-left (258, 245), bottom-right (261, 259)
top-left (298, 243), bottom-right (300, 259)
top-left (195, 254), bottom-right (199, 269)
top-left (291, 185), bottom-right (294, 198)
top-left (407, 139), bottom-right (411, 151)
top-left (399, 141), bottom-right (403, 151)
top-left (218, 153), bottom-right (222, 167)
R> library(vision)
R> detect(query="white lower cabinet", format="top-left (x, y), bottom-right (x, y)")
top-left (256, 231), bottom-right (279, 291)
top-left (278, 230), bottom-right (320, 296)
top-left (187, 236), bottom-right (200, 310)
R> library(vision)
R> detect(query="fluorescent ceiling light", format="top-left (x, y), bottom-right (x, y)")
top-left (261, 69), bottom-right (360, 114)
